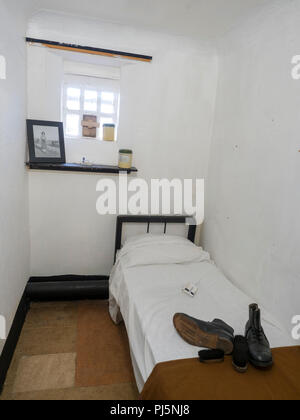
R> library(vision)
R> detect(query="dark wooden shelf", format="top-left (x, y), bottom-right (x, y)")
top-left (26, 162), bottom-right (138, 174)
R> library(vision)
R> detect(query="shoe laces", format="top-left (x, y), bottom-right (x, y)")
top-left (253, 327), bottom-right (264, 341)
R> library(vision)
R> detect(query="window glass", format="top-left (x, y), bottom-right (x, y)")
top-left (101, 92), bottom-right (114, 103)
top-left (101, 104), bottom-right (114, 114)
top-left (63, 77), bottom-right (120, 141)
top-left (84, 90), bottom-right (98, 112)
top-left (67, 88), bottom-right (81, 111)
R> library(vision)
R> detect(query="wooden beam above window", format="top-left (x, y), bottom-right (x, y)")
top-left (26, 38), bottom-right (153, 63)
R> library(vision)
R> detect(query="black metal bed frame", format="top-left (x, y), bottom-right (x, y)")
top-left (114, 215), bottom-right (196, 261)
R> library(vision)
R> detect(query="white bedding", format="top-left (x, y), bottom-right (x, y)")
top-left (109, 235), bottom-right (294, 392)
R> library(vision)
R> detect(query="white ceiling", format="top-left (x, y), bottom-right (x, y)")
top-left (25, 0), bottom-right (272, 40)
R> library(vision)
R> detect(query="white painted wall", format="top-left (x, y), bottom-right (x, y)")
top-left (203, 1), bottom-right (300, 333)
top-left (27, 46), bottom-right (63, 122)
top-left (27, 12), bottom-right (218, 276)
top-left (0, 1), bottom-right (30, 354)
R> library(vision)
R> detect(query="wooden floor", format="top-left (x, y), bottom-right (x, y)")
top-left (0, 300), bottom-right (139, 400)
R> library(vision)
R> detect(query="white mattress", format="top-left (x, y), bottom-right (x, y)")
top-left (109, 237), bottom-right (294, 392)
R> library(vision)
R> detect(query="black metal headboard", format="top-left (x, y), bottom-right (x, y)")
top-left (114, 215), bottom-right (196, 261)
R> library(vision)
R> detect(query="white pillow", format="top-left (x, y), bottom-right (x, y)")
top-left (123, 233), bottom-right (190, 247)
top-left (118, 234), bottom-right (210, 268)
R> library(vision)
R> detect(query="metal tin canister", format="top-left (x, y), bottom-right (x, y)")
top-left (119, 149), bottom-right (133, 169)
top-left (103, 124), bottom-right (115, 141)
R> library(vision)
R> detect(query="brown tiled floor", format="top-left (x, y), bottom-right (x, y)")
top-left (0, 301), bottom-right (139, 401)
top-left (76, 301), bottom-right (135, 387)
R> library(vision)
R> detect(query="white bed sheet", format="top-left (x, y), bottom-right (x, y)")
top-left (110, 252), bottom-right (294, 392)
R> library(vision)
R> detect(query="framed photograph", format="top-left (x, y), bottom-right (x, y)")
top-left (26, 120), bottom-right (66, 163)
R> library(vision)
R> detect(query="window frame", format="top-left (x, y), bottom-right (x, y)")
top-left (62, 75), bottom-right (120, 141)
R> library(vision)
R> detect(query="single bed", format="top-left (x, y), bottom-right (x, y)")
top-left (109, 216), bottom-right (296, 395)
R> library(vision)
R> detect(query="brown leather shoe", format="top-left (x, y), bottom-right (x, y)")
top-left (173, 313), bottom-right (234, 355)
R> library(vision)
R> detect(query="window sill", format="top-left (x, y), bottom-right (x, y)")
top-left (65, 136), bottom-right (117, 143)
top-left (26, 162), bottom-right (138, 174)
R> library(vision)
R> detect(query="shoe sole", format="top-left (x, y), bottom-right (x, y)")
top-left (173, 314), bottom-right (233, 355)
top-left (200, 358), bottom-right (224, 364)
top-left (250, 358), bottom-right (273, 369)
top-left (232, 361), bottom-right (248, 373)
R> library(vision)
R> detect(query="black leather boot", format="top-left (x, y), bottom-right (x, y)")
top-left (249, 303), bottom-right (258, 315)
top-left (174, 314), bottom-right (234, 355)
top-left (245, 304), bottom-right (273, 368)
